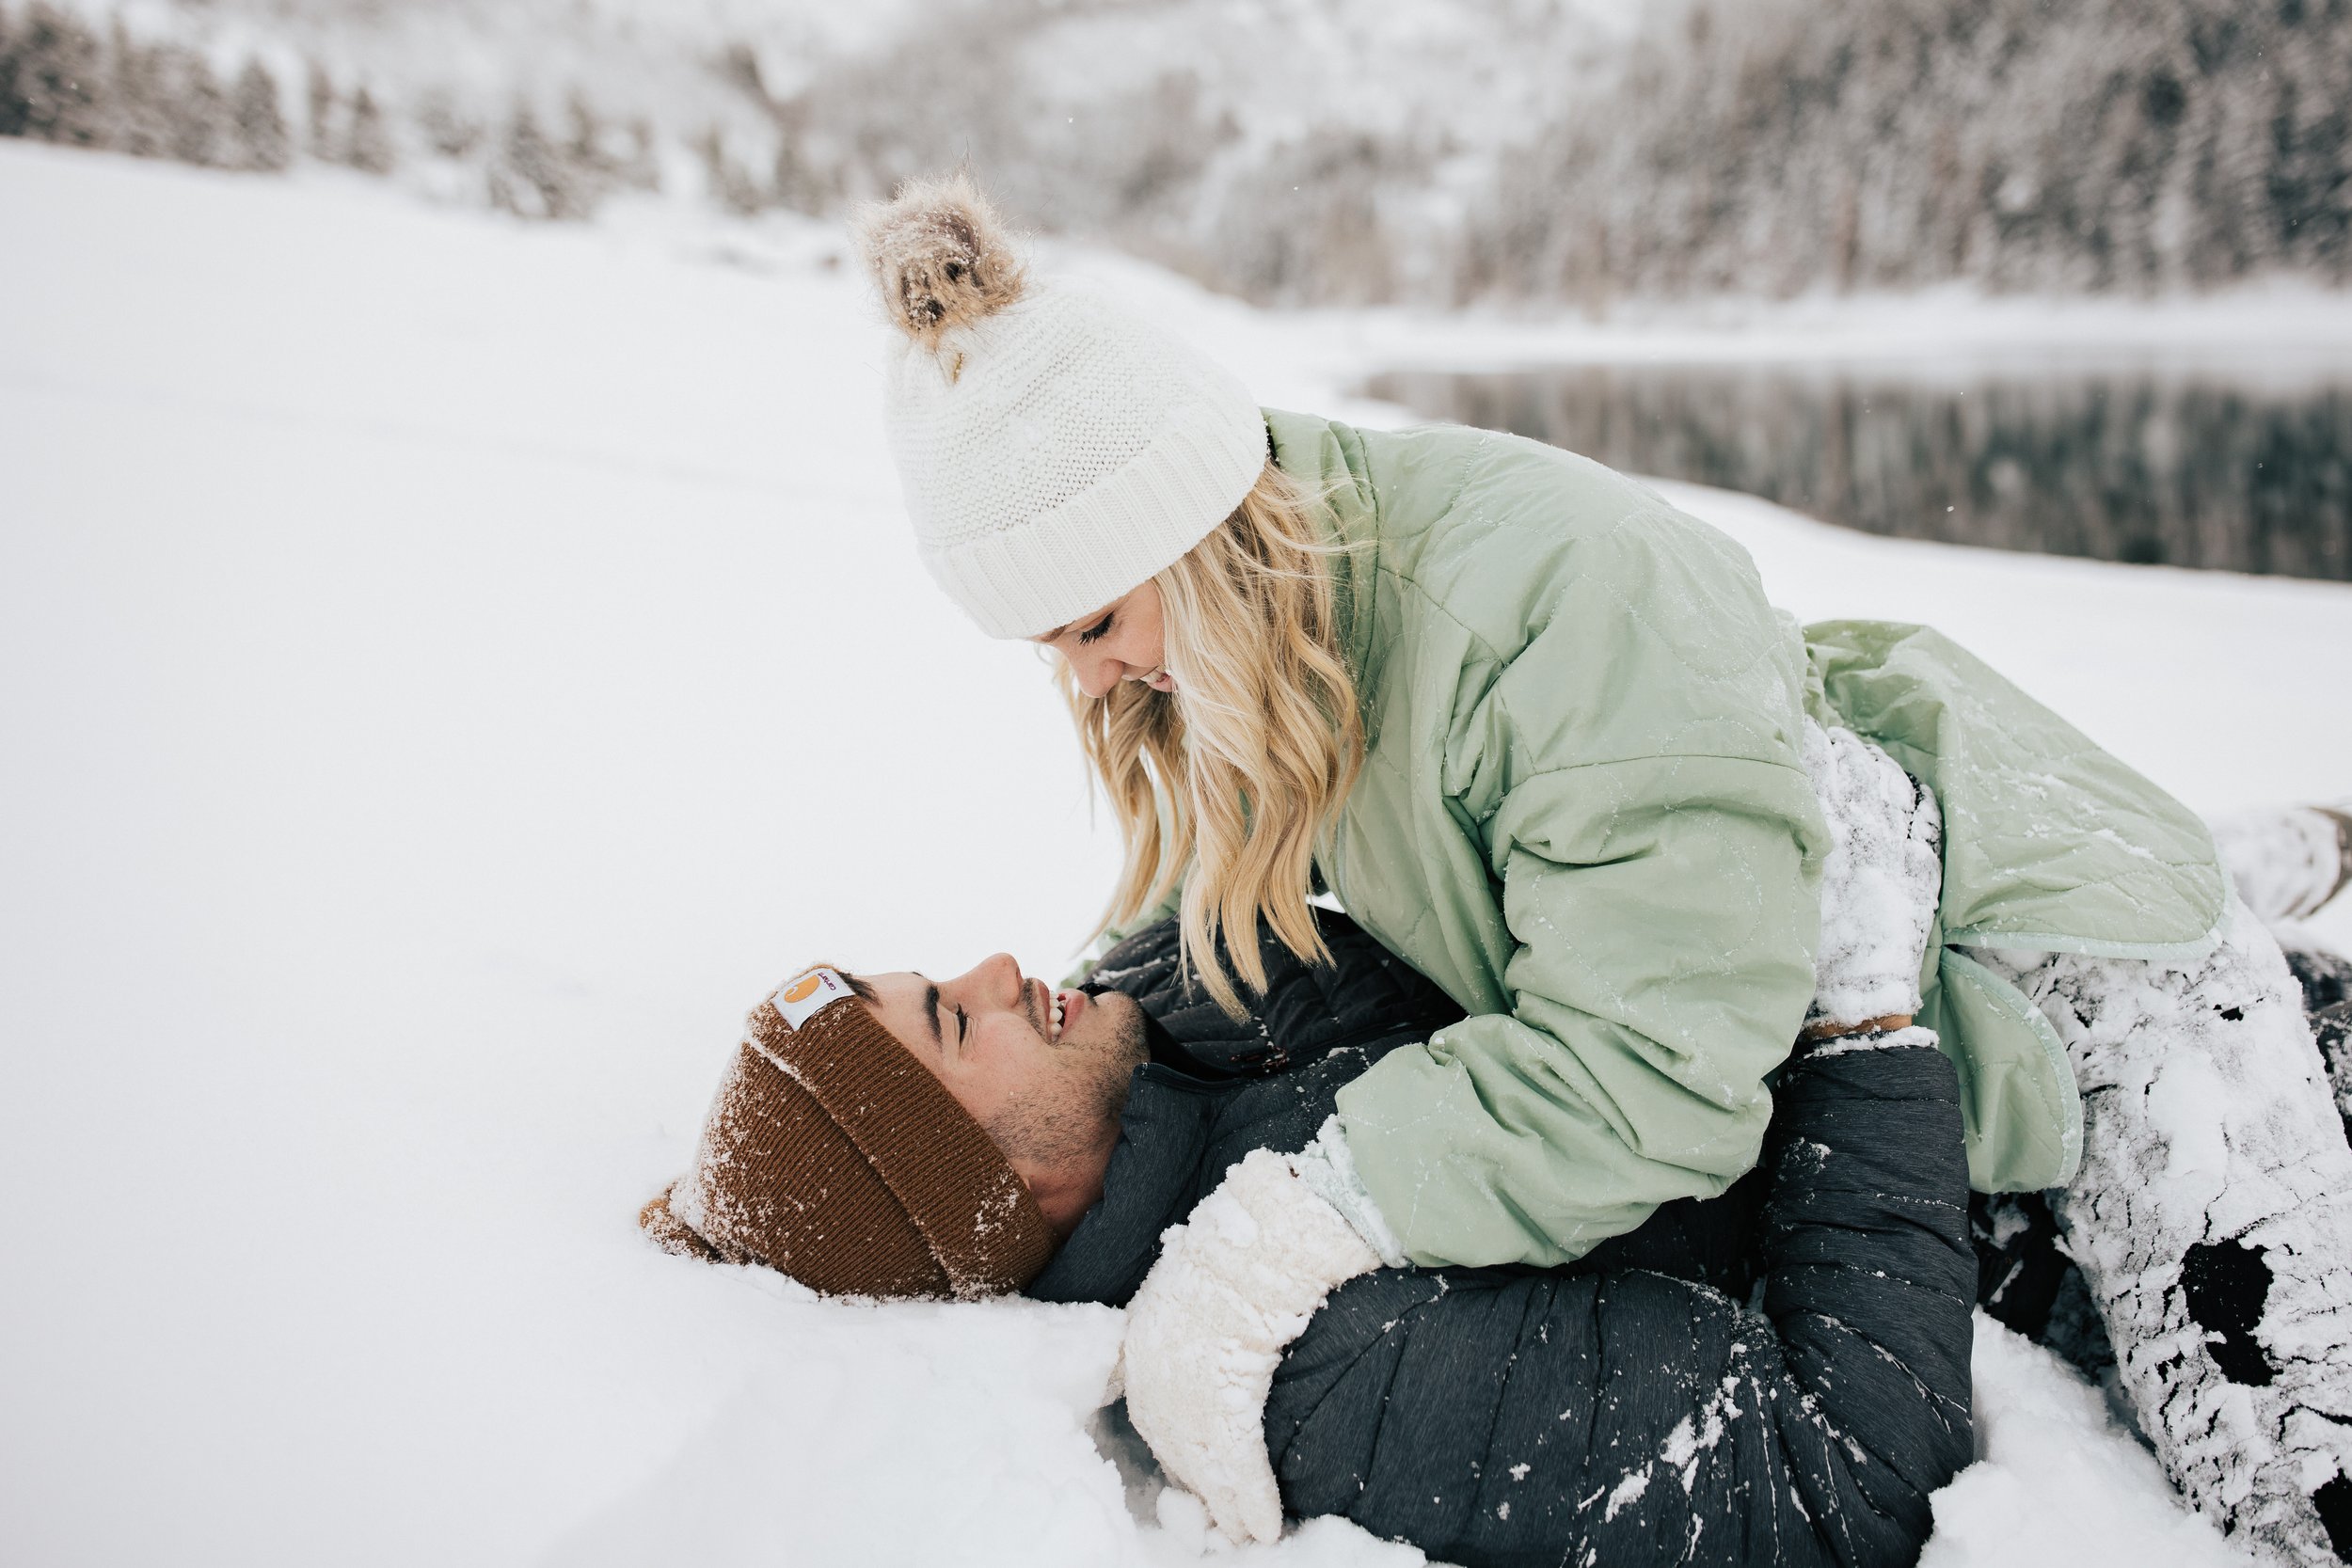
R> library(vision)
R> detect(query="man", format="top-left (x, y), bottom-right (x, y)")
top-left (642, 910), bottom-right (1977, 1568)
top-left (644, 728), bottom-right (1997, 1568)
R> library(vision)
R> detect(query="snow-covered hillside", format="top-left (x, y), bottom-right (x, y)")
top-left (3, 0), bottom-right (1644, 285)
top-left (20, 0), bottom-right (2346, 307)
top-left (5, 143), bottom-right (2348, 1567)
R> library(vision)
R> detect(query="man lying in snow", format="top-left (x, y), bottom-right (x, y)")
top-left (642, 882), bottom-right (1980, 1568)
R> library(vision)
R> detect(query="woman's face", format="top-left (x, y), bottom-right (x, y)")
top-left (1036, 581), bottom-right (1171, 700)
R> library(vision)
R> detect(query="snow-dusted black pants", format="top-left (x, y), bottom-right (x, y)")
top-left (1980, 901), bottom-right (2352, 1567)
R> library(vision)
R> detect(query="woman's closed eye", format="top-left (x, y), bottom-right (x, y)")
top-left (1076, 613), bottom-right (1114, 646)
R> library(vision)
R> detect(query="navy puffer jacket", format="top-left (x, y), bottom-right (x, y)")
top-left (1032, 912), bottom-right (1976, 1568)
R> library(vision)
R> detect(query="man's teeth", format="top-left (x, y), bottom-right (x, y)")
top-left (1051, 995), bottom-right (1065, 1038)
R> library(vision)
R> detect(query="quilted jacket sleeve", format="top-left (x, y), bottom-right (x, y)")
top-left (1270, 1037), bottom-right (1977, 1568)
top-left (1336, 508), bottom-right (1828, 1269)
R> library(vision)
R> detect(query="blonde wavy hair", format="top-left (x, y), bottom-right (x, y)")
top-left (1061, 461), bottom-right (1364, 1015)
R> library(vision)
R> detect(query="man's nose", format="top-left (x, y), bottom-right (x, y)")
top-left (963, 952), bottom-right (1025, 1006)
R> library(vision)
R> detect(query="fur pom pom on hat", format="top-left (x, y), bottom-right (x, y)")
top-left (857, 173), bottom-right (1028, 364)
top-left (853, 173), bottom-right (1267, 640)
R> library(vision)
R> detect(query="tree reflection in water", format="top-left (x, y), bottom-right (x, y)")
top-left (1368, 365), bottom-right (2352, 582)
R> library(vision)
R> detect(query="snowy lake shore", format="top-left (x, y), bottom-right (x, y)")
top-left (4, 141), bottom-right (2348, 1566)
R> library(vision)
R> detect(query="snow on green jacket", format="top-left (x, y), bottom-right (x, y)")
top-left (1261, 408), bottom-right (2227, 1270)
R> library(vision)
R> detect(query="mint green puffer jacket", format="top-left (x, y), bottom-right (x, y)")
top-left (1262, 409), bottom-right (2225, 1270)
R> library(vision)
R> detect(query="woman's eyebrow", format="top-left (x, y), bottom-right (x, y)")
top-left (921, 980), bottom-right (943, 1048)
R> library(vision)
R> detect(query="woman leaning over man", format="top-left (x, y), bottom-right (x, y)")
top-left (853, 174), bottom-right (2352, 1565)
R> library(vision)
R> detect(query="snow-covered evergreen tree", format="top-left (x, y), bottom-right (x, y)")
top-left (229, 59), bottom-right (288, 173)
top-left (343, 85), bottom-right (389, 173)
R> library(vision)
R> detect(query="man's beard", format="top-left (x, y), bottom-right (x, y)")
top-left (983, 997), bottom-right (1149, 1172)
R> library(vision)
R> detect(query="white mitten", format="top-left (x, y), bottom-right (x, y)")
top-left (1120, 1145), bottom-right (1382, 1544)
top-left (1802, 720), bottom-right (1944, 1031)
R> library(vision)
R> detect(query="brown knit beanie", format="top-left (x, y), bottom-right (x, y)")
top-left (638, 967), bottom-right (1059, 1300)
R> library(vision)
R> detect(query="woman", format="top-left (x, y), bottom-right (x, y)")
top-left (854, 175), bottom-right (2352, 1564)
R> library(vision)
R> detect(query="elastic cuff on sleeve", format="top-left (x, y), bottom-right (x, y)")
top-left (1805, 981), bottom-right (1927, 1031)
top-left (1798, 1023), bottom-right (1940, 1060)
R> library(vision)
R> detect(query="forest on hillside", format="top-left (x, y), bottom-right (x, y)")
top-left (3, 0), bottom-right (2346, 306)
top-left (1470, 0), bottom-right (2352, 305)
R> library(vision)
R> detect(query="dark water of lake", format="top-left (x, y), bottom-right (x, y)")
top-left (1366, 364), bottom-right (2352, 581)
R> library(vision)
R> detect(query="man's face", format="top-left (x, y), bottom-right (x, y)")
top-left (856, 956), bottom-right (1148, 1172)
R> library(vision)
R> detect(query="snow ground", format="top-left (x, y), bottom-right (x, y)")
top-left (3, 142), bottom-right (2347, 1567)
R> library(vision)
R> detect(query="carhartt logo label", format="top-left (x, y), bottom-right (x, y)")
top-left (773, 967), bottom-right (852, 1030)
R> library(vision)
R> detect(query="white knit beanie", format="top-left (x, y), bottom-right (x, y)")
top-left (856, 176), bottom-right (1267, 640)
